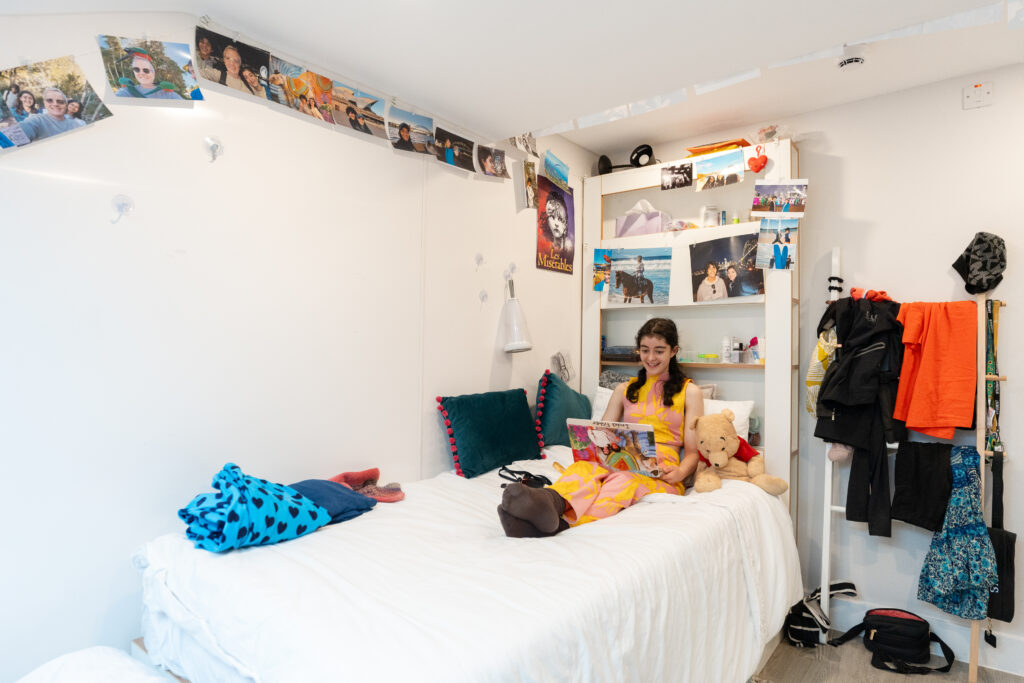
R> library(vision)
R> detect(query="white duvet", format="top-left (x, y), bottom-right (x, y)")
top-left (135, 449), bottom-right (802, 683)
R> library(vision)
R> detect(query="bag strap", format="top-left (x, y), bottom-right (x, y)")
top-left (991, 451), bottom-right (1005, 530)
top-left (498, 466), bottom-right (551, 487)
top-left (806, 580), bottom-right (858, 603)
top-left (499, 466), bottom-right (532, 483)
top-left (871, 633), bottom-right (955, 675)
top-left (827, 621), bottom-right (864, 647)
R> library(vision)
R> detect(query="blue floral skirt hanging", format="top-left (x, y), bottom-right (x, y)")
top-left (918, 446), bottom-right (997, 620)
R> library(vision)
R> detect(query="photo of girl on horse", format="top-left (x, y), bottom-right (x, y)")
top-left (606, 248), bottom-right (671, 305)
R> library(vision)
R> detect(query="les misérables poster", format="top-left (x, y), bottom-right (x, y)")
top-left (536, 175), bottom-right (573, 274)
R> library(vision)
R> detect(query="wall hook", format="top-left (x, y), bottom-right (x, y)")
top-left (204, 136), bottom-right (223, 163)
top-left (111, 194), bottom-right (135, 224)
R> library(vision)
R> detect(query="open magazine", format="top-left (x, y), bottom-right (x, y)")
top-left (566, 418), bottom-right (660, 478)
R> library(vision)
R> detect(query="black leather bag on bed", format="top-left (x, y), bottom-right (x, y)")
top-left (498, 466), bottom-right (551, 489)
top-left (782, 581), bottom-right (858, 648)
top-left (829, 608), bottom-right (954, 675)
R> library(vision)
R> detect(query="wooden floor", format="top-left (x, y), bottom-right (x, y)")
top-left (756, 640), bottom-right (1024, 683)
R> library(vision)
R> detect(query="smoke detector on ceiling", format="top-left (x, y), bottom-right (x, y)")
top-left (838, 45), bottom-right (866, 71)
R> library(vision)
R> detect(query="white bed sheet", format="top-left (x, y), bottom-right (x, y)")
top-left (135, 449), bottom-right (801, 683)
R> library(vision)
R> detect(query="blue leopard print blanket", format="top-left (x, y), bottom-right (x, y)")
top-left (178, 463), bottom-right (329, 552)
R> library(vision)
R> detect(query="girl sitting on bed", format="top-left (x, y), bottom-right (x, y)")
top-left (498, 317), bottom-right (704, 537)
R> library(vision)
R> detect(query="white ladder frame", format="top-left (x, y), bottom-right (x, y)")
top-left (818, 256), bottom-right (992, 681)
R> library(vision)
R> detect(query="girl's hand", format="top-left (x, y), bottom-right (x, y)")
top-left (659, 464), bottom-right (686, 485)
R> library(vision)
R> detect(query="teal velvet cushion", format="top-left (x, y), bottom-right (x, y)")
top-left (537, 370), bottom-right (592, 448)
top-left (436, 389), bottom-right (540, 478)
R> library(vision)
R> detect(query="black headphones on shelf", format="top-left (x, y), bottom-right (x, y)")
top-left (598, 144), bottom-right (656, 175)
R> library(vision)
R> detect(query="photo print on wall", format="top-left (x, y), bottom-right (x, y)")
top-left (688, 232), bottom-right (763, 302)
top-left (661, 162), bottom-right (692, 190)
top-left (604, 247), bottom-right (671, 305)
top-left (755, 218), bottom-right (799, 270)
top-left (194, 26), bottom-right (270, 100)
top-left (544, 149), bottom-right (570, 192)
top-left (332, 80), bottom-right (388, 139)
top-left (477, 145), bottom-right (509, 178)
top-left (388, 106), bottom-right (434, 155)
top-left (434, 127), bottom-right (475, 171)
top-left (593, 249), bottom-right (612, 291)
top-left (98, 36), bottom-right (201, 101)
top-left (536, 175), bottom-right (574, 274)
top-left (508, 131), bottom-right (537, 157)
top-left (523, 160), bottom-right (538, 208)
top-left (0, 55), bottom-right (112, 152)
top-left (267, 57), bottom-right (334, 122)
top-left (694, 148), bottom-right (745, 191)
top-left (751, 179), bottom-right (808, 216)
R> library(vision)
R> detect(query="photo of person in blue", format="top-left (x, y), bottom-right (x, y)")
top-left (114, 47), bottom-right (183, 99)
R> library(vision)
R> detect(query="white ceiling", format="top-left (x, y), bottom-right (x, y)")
top-left (3, 0), bottom-right (1023, 154)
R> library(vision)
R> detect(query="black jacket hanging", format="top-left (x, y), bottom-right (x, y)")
top-left (814, 297), bottom-right (907, 537)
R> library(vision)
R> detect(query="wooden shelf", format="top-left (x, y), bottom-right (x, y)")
top-left (600, 360), bottom-right (764, 370)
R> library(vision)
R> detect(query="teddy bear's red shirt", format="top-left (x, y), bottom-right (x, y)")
top-left (698, 436), bottom-right (759, 468)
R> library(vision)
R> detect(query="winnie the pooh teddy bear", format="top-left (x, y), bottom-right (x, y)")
top-left (690, 409), bottom-right (788, 496)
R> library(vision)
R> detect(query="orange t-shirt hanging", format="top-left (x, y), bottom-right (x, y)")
top-left (893, 301), bottom-right (976, 439)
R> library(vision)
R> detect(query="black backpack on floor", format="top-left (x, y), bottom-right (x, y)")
top-left (783, 581), bottom-right (858, 648)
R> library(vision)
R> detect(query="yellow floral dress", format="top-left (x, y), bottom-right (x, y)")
top-left (550, 375), bottom-right (690, 526)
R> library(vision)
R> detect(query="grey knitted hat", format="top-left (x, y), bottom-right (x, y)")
top-left (952, 232), bottom-right (1005, 294)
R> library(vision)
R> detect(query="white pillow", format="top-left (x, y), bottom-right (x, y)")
top-left (696, 383), bottom-right (718, 399)
top-left (703, 398), bottom-right (755, 441)
top-left (591, 386), bottom-right (614, 420)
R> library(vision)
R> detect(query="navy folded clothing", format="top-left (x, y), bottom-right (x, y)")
top-left (288, 479), bottom-right (377, 524)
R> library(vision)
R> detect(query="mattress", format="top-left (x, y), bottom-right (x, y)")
top-left (135, 448), bottom-right (802, 683)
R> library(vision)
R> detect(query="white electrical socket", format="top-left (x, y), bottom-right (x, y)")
top-left (963, 81), bottom-right (993, 110)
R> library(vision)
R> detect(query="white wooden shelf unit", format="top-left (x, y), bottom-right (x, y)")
top-left (580, 140), bottom-right (800, 519)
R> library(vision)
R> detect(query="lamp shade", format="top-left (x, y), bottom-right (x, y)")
top-left (502, 295), bottom-right (532, 353)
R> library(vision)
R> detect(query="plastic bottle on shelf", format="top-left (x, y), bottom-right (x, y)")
top-left (720, 336), bottom-right (731, 363)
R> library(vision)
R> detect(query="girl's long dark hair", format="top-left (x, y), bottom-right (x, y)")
top-left (625, 318), bottom-right (688, 407)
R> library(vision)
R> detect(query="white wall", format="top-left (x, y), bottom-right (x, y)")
top-left (610, 63), bottom-right (1024, 673)
top-left (0, 12), bottom-right (593, 680)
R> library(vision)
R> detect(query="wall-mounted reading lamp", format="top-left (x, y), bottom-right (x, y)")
top-left (502, 264), bottom-right (532, 353)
